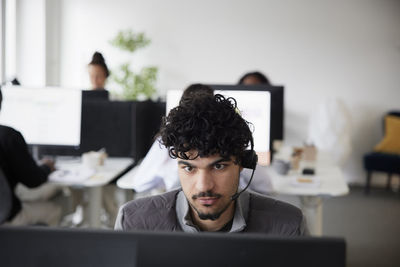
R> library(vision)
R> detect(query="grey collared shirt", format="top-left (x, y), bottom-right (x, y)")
top-left (175, 190), bottom-right (250, 233)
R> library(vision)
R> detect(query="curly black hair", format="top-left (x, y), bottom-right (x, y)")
top-left (159, 93), bottom-right (253, 164)
top-left (180, 83), bottom-right (213, 101)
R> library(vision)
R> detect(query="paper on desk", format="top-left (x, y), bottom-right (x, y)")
top-left (291, 176), bottom-right (320, 188)
top-left (49, 166), bottom-right (96, 183)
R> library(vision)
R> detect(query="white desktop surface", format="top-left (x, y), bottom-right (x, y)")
top-left (267, 148), bottom-right (349, 236)
top-left (268, 148), bottom-right (349, 197)
top-left (50, 157), bottom-right (134, 228)
top-left (268, 166), bottom-right (349, 197)
top-left (50, 157), bottom-right (134, 187)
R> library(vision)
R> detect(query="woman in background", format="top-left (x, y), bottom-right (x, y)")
top-left (88, 52), bottom-right (110, 90)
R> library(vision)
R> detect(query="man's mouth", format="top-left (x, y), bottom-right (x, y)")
top-left (197, 197), bottom-right (219, 206)
top-left (192, 191), bottom-right (222, 206)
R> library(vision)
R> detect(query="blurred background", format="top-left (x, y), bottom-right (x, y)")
top-left (4, 0), bottom-right (400, 186)
top-left (1, 1), bottom-right (399, 266)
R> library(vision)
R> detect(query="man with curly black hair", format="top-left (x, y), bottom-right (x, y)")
top-left (115, 92), bottom-right (307, 234)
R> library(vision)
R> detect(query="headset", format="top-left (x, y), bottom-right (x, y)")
top-left (230, 137), bottom-right (258, 201)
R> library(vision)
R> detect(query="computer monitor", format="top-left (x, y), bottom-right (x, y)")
top-left (0, 85), bottom-right (82, 147)
top-left (166, 88), bottom-right (272, 164)
top-left (39, 98), bottom-right (165, 161)
top-left (210, 84), bottom-right (284, 153)
top-left (81, 89), bottom-right (109, 101)
top-left (0, 227), bottom-right (346, 267)
top-left (78, 100), bottom-right (164, 160)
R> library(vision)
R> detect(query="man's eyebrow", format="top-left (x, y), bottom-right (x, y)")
top-left (177, 160), bottom-right (194, 167)
top-left (177, 158), bottom-right (232, 167)
top-left (209, 157), bottom-right (232, 166)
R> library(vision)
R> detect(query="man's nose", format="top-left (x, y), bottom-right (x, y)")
top-left (195, 170), bottom-right (214, 192)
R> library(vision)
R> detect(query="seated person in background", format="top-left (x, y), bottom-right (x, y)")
top-left (115, 93), bottom-right (307, 234)
top-left (238, 71), bottom-right (271, 85)
top-left (238, 70), bottom-right (273, 164)
top-left (88, 51), bottom-right (110, 90)
top-left (127, 84), bottom-right (272, 195)
top-left (0, 89), bottom-right (61, 226)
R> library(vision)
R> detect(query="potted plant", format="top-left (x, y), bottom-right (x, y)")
top-left (109, 29), bottom-right (158, 101)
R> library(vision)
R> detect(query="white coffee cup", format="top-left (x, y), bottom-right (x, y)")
top-left (82, 151), bottom-right (107, 169)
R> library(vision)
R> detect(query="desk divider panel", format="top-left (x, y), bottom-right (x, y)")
top-left (39, 99), bottom-right (165, 162)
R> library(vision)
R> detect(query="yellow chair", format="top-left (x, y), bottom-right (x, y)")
top-left (363, 111), bottom-right (400, 194)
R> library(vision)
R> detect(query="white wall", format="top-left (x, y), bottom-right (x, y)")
top-left (16, 0), bottom-right (46, 86)
top-left (22, 0), bottom-right (400, 184)
top-left (45, 0), bottom-right (61, 86)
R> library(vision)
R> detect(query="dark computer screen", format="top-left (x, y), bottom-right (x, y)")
top-left (0, 227), bottom-right (345, 267)
top-left (81, 89), bottom-right (110, 101)
top-left (0, 227), bottom-right (137, 267)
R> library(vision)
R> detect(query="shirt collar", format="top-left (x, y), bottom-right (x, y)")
top-left (175, 189), bottom-right (250, 233)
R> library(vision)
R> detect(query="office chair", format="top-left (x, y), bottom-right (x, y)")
top-left (363, 111), bottom-right (400, 194)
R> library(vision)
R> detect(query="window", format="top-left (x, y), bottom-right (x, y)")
top-left (0, 0), bottom-right (16, 83)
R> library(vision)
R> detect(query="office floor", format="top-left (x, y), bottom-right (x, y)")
top-left (276, 186), bottom-right (400, 267)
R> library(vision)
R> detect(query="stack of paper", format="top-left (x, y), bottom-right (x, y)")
top-left (291, 176), bottom-right (321, 188)
top-left (49, 167), bottom-right (95, 183)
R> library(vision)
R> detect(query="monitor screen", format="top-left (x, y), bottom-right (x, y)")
top-left (0, 86), bottom-right (82, 146)
top-left (0, 227), bottom-right (346, 267)
top-left (210, 84), bottom-right (284, 143)
top-left (81, 89), bottom-right (109, 101)
top-left (166, 89), bottom-right (271, 154)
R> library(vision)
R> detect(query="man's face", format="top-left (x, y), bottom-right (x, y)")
top-left (178, 151), bottom-right (242, 221)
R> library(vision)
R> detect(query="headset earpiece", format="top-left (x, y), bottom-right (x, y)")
top-left (240, 150), bottom-right (258, 169)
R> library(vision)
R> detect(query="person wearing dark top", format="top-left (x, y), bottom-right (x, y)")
top-left (0, 89), bottom-right (60, 226)
top-left (115, 90), bottom-right (307, 235)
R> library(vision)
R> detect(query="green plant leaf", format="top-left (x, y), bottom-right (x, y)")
top-left (110, 29), bottom-right (158, 100)
top-left (109, 29), bottom-right (150, 53)
top-left (111, 64), bottom-right (158, 101)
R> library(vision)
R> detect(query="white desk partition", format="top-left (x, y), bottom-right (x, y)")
top-left (0, 85), bottom-right (82, 146)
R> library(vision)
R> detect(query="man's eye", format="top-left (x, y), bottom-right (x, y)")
top-left (214, 163), bottom-right (225, 170)
top-left (183, 166), bottom-right (193, 172)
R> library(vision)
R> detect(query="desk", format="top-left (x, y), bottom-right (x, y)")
top-left (49, 157), bottom-right (134, 228)
top-left (266, 150), bottom-right (349, 236)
